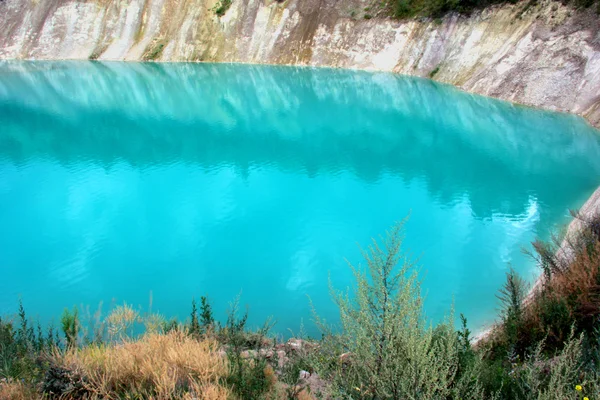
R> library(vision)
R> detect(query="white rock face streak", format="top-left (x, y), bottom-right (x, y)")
top-left (0, 0), bottom-right (599, 127)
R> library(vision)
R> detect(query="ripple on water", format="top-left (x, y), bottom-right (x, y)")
top-left (0, 62), bottom-right (599, 335)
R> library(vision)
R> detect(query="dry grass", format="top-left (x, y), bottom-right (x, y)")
top-left (105, 303), bottom-right (140, 340)
top-left (527, 235), bottom-right (600, 335)
top-left (479, 213), bottom-right (600, 356)
top-left (296, 389), bottom-right (315, 400)
top-left (0, 380), bottom-right (38, 400)
top-left (264, 364), bottom-right (277, 388)
top-left (55, 330), bottom-right (231, 399)
top-left (502, 213), bottom-right (600, 352)
top-left (546, 239), bottom-right (600, 314)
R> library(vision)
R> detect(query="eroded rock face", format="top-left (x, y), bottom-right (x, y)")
top-left (0, 0), bottom-right (599, 127)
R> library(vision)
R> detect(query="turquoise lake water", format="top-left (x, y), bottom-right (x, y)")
top-left (1, 61), bottom-right (599, 335)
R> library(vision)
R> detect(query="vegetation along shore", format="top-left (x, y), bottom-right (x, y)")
top-left (1, 202), bottom-right (599, 399)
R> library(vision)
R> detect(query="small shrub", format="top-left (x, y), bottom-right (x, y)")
top-left (536, 294), bottom-right (572, 345)
top-left (496, 268), bottom-right (526, 350)
top-left (16, 301), bottom-right (35, 351)
top-left (189, 297), bottom-right (216, 337)
top-left (143, 41), bottom-right (166, 61)
top-left (429, 65), bottom-right (441, 77)
top-left (60, 307), bottom-right (79, 348)
top-left (394, 0), bottom-right (413, 17)
top-left (514, 332), bottom-right (589, 398)
top-left (312, 220), bottom-right (469, 398)
top-left (162, 317), bottom-right (179, 333)
top-left (457, 314), bottom-right (476, 375)
top-left (213, 0), bottom-right (233, 17)
top-left (200, 295), bottom-right (216, 332)
top-left (41, 364), bottom-right (88, 398)
top-left (190, 298), bottom-right (201, 337)
top-left (222, 296), bottom-right (276, 398)
top-left (1, 303), bottom-right (53, 385)
top-left (278, 337), bottom-right (314, 398)
top-left (0, 318), bottom-right (31, 380)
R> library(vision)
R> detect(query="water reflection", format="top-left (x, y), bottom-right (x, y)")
top-left (0, 61), bottom-right (599, 334)
top-left (1, 62), bottom-right (598, 219)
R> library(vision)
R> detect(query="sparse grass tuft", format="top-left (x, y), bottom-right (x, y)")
top-left (142, 40), bottom-right (166, 61)
top-left (106, 303), bottom-right (139, 340)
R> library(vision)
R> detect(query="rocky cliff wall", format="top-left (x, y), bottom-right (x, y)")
top-left (0, 0), bottom-right (599, 127)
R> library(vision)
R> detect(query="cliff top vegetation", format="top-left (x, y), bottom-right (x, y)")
top-left (373, 0), bottom-right (600, 19)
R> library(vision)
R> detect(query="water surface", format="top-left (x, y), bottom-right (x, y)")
top-left (1, 61), bottom-right (599, 334)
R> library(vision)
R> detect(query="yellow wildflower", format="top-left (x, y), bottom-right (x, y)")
top-left (354, 387), bottom-right (361, 391)
top-left (575, 385), bottom-right (582, 391)
top-left (583, 397), bottom-right (589, 400)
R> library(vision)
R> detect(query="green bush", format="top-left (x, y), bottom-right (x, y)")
top-left (312, 220), bottom-right (480, 398)
top-left (142, 41), bottom-right (165, 61)
top-left (392, 0), bottom-right (473, 19)
top-left (429, 65), bottom-right (441, 77)
top-left (389, 0), bottom-right (600, 20)
top-left (214, 0), bottom-right (233, 17)
top-left (496, 268), bottom-right (526, 353)
top-left (189, 298), bottom-right (201, 337)
top-left (189, 296), bottom-right (216, 338)
top-left (60, 307), bottom-right (79, 348)
top-left (0, 302), bottom-right (53, 383)
top-left (222, 296), bottom-right (275, 399)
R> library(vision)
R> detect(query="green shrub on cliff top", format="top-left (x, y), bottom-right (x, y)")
top-left (213, 0), bottom-right (233, 17)
top-left (390, 0), bottom-right (599, 19)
